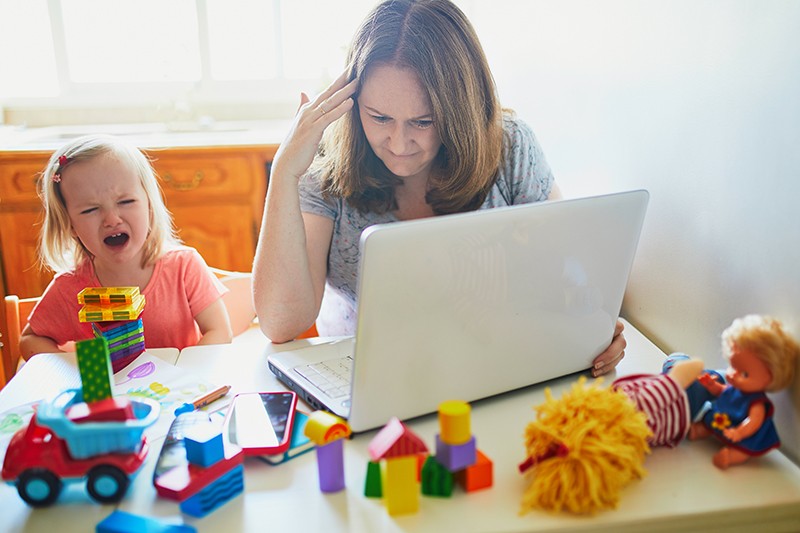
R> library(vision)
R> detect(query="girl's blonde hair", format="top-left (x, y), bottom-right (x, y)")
top-left (38, 134), bottom-right (180, 273)
top-left (722, 314), bottom-right (800, 392)
top-left (316, 0), bottom-right (504, 215)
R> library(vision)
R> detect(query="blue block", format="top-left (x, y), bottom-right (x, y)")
top-left (435, 434), bottom-right (477, 472)
top-left (184, 423), bottom-right (224, 467)
top-left (96, 510), bottom-right (196, 533)
top-left (179, 464), bottom-right (244, 518)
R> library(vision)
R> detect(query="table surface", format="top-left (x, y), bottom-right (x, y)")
top-left (2, 323), bottom-right (800, 533)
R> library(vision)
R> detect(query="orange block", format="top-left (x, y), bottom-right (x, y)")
top-left (455, 449), bottom-right (493, 492)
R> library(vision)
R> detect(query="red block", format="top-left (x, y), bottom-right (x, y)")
top-left (67, 397), bottom-right (134, 423)
top-left (455, 449), bottom-right (493, 492)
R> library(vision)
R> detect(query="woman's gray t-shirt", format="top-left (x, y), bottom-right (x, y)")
top-left (298, 115), bottom-right (554, 335)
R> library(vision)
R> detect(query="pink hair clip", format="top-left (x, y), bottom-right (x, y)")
top-left (53, 154), bottom-right (69, 183)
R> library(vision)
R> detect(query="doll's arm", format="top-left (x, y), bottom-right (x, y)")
top-left (722, 402), bottom-right (766, 442)
top-left (698, 372), bottom-right (726, 396)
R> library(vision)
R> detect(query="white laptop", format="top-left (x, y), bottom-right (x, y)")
top-left (268, 189), bottom-right (649, 433)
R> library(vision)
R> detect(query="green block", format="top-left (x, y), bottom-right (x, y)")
top-left (364, 460), bottom-right (382, 498)
top-left (421, 455), bottom-right (454, 497)
top-left (76, 337), bottom-right (114, 402)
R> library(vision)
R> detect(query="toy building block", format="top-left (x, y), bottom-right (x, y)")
top-left (367, 417), bottom-right (428, 461)
top-left (304, 411), bottom-right (351, 493)
top-left (421, 455), bottom-right (454, 497)
top-left (79, 294), bottom-right (145, 322)
top-left (381, 455), bottom-right (420, 515)
top-left (455, 449), bottom-right (493, 492)
top-left (316, 438), bottom-right (346, 493)
top-left (364, 460), bottom-right (382, 498)
top-left (435, 434), bottom-right (477, 472)
top-left (67, 397), bottom-right (134, 423)
top-left (438, 400), bottom-right (472, 445)
top-left (76, 337), bottom-right (114, 403)
top-left (92, 318), bottom-right (146, 373)
top-left (96, 510), bottom-right (196, 533)
top-left (78, 286), bottom-right (140, 306)
top-left (184, 424), bottom-right (225, 468)
top-left (154, 422), bottom-right (245, 518)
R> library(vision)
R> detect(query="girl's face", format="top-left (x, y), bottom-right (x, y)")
top-left (726, 346), bottom-right (772, 393)
top-left (59, 152), bottom-right (151, 270)
top-left (358, 64), bottom-right (443, 182)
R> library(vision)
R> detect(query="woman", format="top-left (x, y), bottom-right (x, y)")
top-left (253, 0), bottom-right (625, 376)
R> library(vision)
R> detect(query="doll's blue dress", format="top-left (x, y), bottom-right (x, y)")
top-left (702, 387), bottom-right (780, 455)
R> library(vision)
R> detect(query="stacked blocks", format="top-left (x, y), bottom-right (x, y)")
top-left (366, 417), bottom-right (429, 515)
top-left (304, 411), bottom-right (352, 493)
top-left (429, 400), bottom-right (493, 493)
top-left (154, 421), bottom-right (244, 518)
top-left (78, 287), bottom-right (146, 373)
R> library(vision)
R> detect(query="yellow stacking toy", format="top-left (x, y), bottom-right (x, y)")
top-left (438, 400), bottom-right (471, 445)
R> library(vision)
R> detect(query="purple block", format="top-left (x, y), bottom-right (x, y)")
top-left (435, 434), bottom-right (477, 472)
top-left (316, 439), bottom-right (345, 492)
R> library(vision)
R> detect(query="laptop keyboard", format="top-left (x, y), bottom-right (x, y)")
top-left (295, 356), bottom-right (353, 399)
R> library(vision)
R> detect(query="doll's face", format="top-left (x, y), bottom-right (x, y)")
top-left (726, 346), bottom-right (772, 393)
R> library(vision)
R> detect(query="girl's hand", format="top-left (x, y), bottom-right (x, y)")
top-left (272, 70), bottom-right (358, 182)
top-left (592, 319), bottom-right (626, 377)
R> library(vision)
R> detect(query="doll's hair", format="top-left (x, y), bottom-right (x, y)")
top-left (38, 134), bottom-right (180, 273)
top-left (519, 377), bottom-right (651, 515)
top-left (722, 315), bottom-right (800, 392)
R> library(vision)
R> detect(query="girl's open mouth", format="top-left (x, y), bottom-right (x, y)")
top-left (104, 233), bottom-right (130, 247)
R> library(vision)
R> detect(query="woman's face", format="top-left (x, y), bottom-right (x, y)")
top-left (357, 64), bottom-right (443, 182)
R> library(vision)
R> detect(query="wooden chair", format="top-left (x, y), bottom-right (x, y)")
top-left (2, 295), bottom-right (40, 388)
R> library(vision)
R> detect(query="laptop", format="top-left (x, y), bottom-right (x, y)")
top-left (268, 189), bottom-right (649, 432)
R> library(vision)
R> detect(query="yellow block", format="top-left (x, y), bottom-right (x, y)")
top-left (438, 400), bottom-right (471, 445)
top-left (303, 410), bottom-right (352, 445)
top-left (381, 456), bottom-right (419, 515)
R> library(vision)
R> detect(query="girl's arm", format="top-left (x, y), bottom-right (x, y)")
top-left (195, 298), bottom-right (233, 345)
top-left (723, 402), bottom-right (766, 442)
top-left (19, 324), bottom-right (63, 360)
top-left (253, 72), bottom-right (356, 343)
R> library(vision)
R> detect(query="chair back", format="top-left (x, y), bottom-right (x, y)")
top-left (210, 268), bottom-right (257, 337)
top-left (2, 295), bottom-right (40, 387)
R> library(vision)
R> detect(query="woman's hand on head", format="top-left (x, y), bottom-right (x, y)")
top-left (272, 70), bottom-right (358, 182)
top-left (591, 319), bottom-right (627, 377)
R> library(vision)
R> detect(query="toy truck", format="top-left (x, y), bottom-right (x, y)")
top-left (1, 388), bottom-right (159, 506)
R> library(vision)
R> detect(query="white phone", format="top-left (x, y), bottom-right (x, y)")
top-left (223, 391), bottom-right (298, 455)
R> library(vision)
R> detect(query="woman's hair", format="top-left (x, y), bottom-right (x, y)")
top-left (722, 314), bottom-right (800, 392)
top-left (317, 0), bottom-right (504, 215)
top-left (38, 134), bottom-right (180, 273)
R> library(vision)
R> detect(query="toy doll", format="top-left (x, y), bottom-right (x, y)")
top-left (519, 358), bottom-right (704, 514)
top-left (689, 315), bottom-right (800, 469)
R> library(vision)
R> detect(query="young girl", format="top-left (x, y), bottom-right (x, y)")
top-left (20, 134), bottom-right (232, 361)
top-left (690, 315), bottom-right (800, 469)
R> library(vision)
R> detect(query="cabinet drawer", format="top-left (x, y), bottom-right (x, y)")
top-left (0, 155), bottom-right (49, 205)
top-left (149, 152), bottom-right (258, 200)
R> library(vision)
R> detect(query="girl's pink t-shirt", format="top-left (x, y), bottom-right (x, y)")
top-left (28, 247), bottom-right (226, 351)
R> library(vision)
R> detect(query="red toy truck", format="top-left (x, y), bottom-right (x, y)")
top-left (1, 389), bottom-right (159, 506)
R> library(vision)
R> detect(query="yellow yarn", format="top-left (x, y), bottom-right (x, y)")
top-left (520, 377), bottom-right (652, 515)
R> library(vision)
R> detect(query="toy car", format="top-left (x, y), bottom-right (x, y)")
top-left (1, 388), bottom-right (159, 506)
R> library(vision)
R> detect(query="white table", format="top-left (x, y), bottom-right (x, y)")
top-left (2, 324), bottom-right (800, 532)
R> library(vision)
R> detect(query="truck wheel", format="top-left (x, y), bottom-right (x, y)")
top-left (17, 468), bottom-right (62, 507)
top-left (86, 465), bottom-right (130, 503)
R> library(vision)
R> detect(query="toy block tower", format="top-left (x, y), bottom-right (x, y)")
top-left (428, 400), bottom-right (493, 493)
top-left (78, 287), bottom-right (146, 373)
top-left (304, 411), bottom-right (352, 493)
top-left (367, 417), bottom-right (429, 515)
top-left (153, 421), bottom-right (244, 518)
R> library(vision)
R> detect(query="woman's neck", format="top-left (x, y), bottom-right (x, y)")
top-left (394, 174), bottom-right (435, 220)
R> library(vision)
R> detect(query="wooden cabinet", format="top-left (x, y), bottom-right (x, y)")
top-left (0, 143), bottom-right (277, 299)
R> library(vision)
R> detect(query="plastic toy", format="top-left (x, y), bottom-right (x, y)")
top-left (304, 410), bottom-right (352, 493)
top-left (1, 388), bottom-right (159, 506)
top-left (76, 337), bottom-right (115, 403)
top-left (93, 319), bottom-right (146, 373)
top-left (96, 510), bottom-right (197, 533)
top-left (689, 315), bottom-right (800, 469)
top-left (78, 286), bottom-right (140, 306)
top-left (79, 293), bottom-right (145, 322)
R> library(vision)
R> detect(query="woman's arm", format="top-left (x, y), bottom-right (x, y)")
top-left (253, 72), bottom-right (357, 343)
top-left (195, 298), bottom-right (233, 345)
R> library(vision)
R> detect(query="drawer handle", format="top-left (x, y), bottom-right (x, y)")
top-left (163, 170), bottom-right (204, 191)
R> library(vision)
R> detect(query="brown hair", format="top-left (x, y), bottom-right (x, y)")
top-left (316, 0), bottom-right (504, 215)
top-left (722, 314), bottom-right (800, 392)
top-left (38, 134), bottom-right (180, 273)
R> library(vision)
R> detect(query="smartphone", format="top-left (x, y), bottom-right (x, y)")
top-left (223, 391), bottom-right (298, 455)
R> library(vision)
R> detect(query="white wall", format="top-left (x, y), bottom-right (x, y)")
top-left (472, 0), bottom-right (800, 464)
